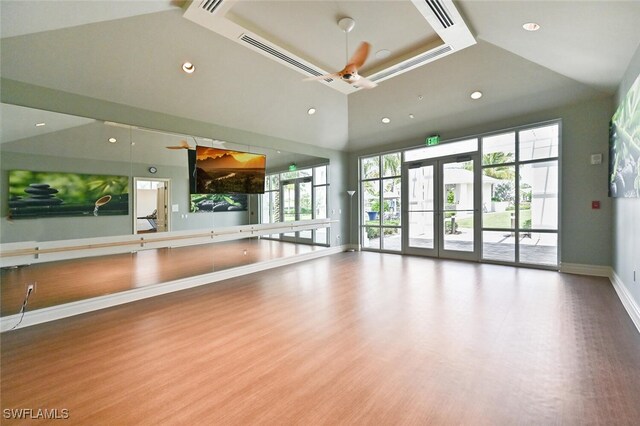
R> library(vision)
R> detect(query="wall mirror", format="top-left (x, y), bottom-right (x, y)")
top-left (0, 103), bottom-right (331, 318)
top-left (0, 103), bottom-right (330, 244)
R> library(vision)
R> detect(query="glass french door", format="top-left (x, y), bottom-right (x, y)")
top-left (280, 177), bottom-right (313, 243)
top-left (403, 155), bottom-right (480, 260)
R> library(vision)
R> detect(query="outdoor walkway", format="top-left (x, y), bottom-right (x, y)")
top-left (366, 232), bottom-right (557, 266)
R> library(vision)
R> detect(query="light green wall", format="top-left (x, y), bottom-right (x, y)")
top-left (348, 96), bottom-right (614, 266)
top-left (613, 44), bottom-right (640, 309)
top-left (0, 79), bottom-right (349, 246)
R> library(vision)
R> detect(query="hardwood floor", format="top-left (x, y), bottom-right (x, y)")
top-left (2, 252), bottom-right (639, 424)
top-left (1, 238), bottom-right (322, 315)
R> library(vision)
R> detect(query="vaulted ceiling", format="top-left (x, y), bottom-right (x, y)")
top-left (1, 1), bottom-right (639, 152)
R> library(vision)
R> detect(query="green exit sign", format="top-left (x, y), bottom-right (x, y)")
top-left (426, 135), bottom-right (440, 146)
top-left (289, 163), bottom-right (297, 171)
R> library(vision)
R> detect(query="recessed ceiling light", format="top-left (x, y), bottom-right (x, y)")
top-left (522, 22), bottom-right (540, 32)
top-left (470, 91), bottom-right (483, 100)
top-left (418, 95), bottom-right (424, 101)
top-left (409, 114), bottom-right (415, 119)
top-left (108, 137), bottom-right (117, 143)
top-left (182, 62), bottom-right (195, 74)
top-left (381, 117), bottom-right (391, 124)
top-left (35, 122), bottom-right (46, 127)
top-left (375, 49), bottom-right (391, 59)
top-left (307, 108), bottom-right (316, 115)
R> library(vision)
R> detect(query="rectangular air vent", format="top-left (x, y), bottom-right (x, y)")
top-left (200, 0), bottom-right (224, 14)
top-left (370, 45), bottom-right (453, 83)
top-left (425, 0), bottom-right (454, 28)
top-left (239, 34), bottom-right (333, 83)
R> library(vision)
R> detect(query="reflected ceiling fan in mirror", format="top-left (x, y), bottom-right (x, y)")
top-left (165, 139), bottom-right (195, 150)
top-left (304, 17), bottom-right (377, 90)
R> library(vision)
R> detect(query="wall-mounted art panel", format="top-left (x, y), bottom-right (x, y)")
top-left (609, 73), bottom-right (640, 198)
top-left (190, 194), bottom-right (248, 212)
top-left (8, 170), bottom-right (129, 218)
top-left (195, 147), bottom-right (266, 194)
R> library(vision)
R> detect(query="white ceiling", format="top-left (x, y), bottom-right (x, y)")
top-left (1, 0), bottom-right (639, 153)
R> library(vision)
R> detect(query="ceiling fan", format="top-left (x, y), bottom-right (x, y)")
top-left (304, 18), bottom-right (377, 89)
top-left (165, 139), bottom-right (195, 150)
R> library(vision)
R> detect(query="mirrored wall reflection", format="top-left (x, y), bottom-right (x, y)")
top-left (0, 103), bottom-right (329, 244)
top-left (0, 238), bottom-right (326, 315)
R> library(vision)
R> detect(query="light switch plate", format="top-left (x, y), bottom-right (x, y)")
top-left (590, 153), bottom-right (602, 165)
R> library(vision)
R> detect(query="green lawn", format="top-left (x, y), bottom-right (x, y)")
top-left (456, 210), bottom-right (531, 228)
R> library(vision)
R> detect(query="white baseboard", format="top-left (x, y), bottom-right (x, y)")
top-left (1, 245), bottom-right (349, 332)
top-left (559, 262), bottom-right (611, 277)
top-left (609, 270), bottom-right (640, 334)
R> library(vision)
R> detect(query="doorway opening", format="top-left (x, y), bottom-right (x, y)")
top-left (134, 178), bottom-right (170, 234)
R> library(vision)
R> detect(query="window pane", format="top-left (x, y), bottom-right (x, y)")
top-left (519, 161), bottom-right (558, 230)
top-left (408, 211), bottom-right (434, 249)
top-left (362, 227), bottom-right (380, 249)
top-left (482, 166), bottom-right (515, 229)
top-left (272, 191), bottom-right (280, 223)
top-left (361, 156), bottom-right (380, 179)
top-left (314, 186), bottom-right (327, 219)
top-left (299, 181), bottom-right (312, 220)
top-left (282, 182), bottom-right (295, 222)
top-left (314, 166), bottom-right (327, 185)
top-left (299, 230), bottom-right (312, 239)
top-left (261, 193), bottom-right (271, 224)
top-left (408, 165), bottom-right (434, 210)
top-left (443, 212), bottom-right (473, 252)
top-left (314, 228), bottom-right (327, 245)
top-left (362, 180), bottom-right (380, 224)
top-left (270, 175), bottom-right (279, 189)
top-left (482, 132), bottom-right (515, 165)
top-left (519, 124), bottom-right (559, 161)
top-left (404, 138), bottom-right (478, 162)
top-left (382, 178), bottom-right (401, 226)
top-left (482, 231), bottom-right (515, 262)
top-left (382, 153), bottom-right (401, 177)
top-left (442, 160), bottom-right (474, 211)
top-left (519, 232), bottom-right (558, 266)
top-left (382, 228), bottom-right (401, 251)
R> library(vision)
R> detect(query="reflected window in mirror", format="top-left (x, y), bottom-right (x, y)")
top-left (261, 165), bottom-right (329, 246)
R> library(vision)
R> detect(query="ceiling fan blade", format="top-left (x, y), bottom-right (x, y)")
top-left (303, 73), bottom-right (341, 82)
top-left (352, 76), bottom-right (378, 89)
top-left (349, 42), bottom-right (371, 69)
top-left (166, 140), bottom-right (193, 150)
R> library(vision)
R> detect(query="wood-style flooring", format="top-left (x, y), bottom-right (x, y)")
top-left (1, 238), bottom-right (321, 315)
top-left (2, 252), bottom-right (639, 425)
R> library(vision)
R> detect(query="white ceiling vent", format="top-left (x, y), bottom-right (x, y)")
top-left (183, 0), bottom-right (475, 94)
top-left (370, 44), bottom-right (453, 83)
top-left (239, 34), bottom-right (334, 83)
top-left (424, 0), bottom-right (454, 29)
top-left (200, 0), bottom-right (224, 15)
